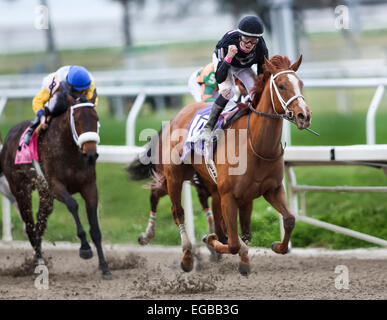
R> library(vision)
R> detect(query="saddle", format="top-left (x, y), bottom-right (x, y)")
top-left (15, 126), bottom-right (40, 164)
top-left (181, 101), bottom-right (251, 156)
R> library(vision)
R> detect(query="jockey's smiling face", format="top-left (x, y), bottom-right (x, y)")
top-left (239, 36), bottom-right (259, 53)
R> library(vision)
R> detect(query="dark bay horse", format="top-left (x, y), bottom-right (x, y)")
top-left (148, 55), bottom-right (311, 274)
top-left (0, 92), bottom-right (112, 280)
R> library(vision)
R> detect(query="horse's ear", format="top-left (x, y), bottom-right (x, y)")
top-left (263, 56), bottom-right (277, 75)
top-left (290, 55), bottom-right (303, 72)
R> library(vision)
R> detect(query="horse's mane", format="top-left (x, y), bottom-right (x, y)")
top-left (49, 89), bottom-right (71, 117)
top-left (250, 55), bottom-right (292, 107)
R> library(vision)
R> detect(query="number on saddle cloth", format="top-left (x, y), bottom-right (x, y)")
top-left (180, 101), bottom-right (239, 161)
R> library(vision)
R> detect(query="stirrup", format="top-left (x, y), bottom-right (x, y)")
top-left (194, 127), bottom-right (211, 143)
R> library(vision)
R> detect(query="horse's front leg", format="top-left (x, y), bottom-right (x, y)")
top-left (81, 184), bottom-right (112, 280)
top-left (239, 201), bottom-right (253, 244)
top-left (264, 185), bottom-right (295, 254)
top-left (51, 181), bottom-right (92, 259)
top-left (34, 177), bottom-right (54, 264)
top-left (205, 193), bottom-right (250, 275)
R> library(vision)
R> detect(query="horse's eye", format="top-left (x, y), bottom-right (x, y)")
top-left (279, 84), bottom-right (285, 90)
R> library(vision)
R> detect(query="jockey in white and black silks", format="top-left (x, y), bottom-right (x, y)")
top-left (198, 15), bottom-right (269, 143)
top-left (24, 65), bottom-right (98, 145)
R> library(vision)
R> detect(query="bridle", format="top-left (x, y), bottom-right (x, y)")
top-left (70, 102), bottom-right (100, 149)
top-left (247, 69), bottom-right (305, 161)
top-left (269, 70), bottom-right (305, 118)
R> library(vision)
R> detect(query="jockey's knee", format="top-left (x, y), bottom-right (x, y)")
top-left (220, 88), bottom-right (234, 101)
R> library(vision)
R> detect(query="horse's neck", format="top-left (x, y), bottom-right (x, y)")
top-left (46, 112), bottom-right (77, 153)
top-left (249, 83), bottom-right (284, 156)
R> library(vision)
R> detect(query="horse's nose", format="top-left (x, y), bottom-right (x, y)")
top-left (296, 107), bottom-right (311, 129)
top-left (83, 152), bottom-right (99, 166)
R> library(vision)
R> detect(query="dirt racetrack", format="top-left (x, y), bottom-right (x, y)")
top-left (0, 241), bottom-right (387, 300)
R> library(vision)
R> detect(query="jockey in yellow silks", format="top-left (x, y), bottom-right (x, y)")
top-left (24, 65), bottom-right (98, 145)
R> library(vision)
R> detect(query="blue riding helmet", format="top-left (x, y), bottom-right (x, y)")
top-left (66, 66), bottom-right (91, 90)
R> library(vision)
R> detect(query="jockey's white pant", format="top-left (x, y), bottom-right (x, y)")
top-left (44, 92), bottom-right (60, 112)
top-left (188, 65), bottom-right (242, 103)
top-left (212, 52), bottom-right (256, 101)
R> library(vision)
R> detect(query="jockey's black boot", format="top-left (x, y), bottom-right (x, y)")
top-left (23, 114), bottom-right (41, 146)
top-left (199, 95), bottom-right (229, 143)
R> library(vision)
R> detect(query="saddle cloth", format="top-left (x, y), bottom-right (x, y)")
top-left (15, 127), bottom-right (39, 165)
top-left (180, 101), bottom-right (239, 161)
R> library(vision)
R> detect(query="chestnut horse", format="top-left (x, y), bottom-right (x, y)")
top-left (0, 92), bottom-right (112, 280)
top-left (150, 55), bottom-right (311, 274)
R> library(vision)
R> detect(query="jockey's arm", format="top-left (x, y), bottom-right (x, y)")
top-left (86, 80), bottom-right (98, 105)
top-left (215, 45), bottom-right (236, 84)
top-left (215, 59), bottom-right (231, 84)
top-left (32, 88), bottom-right (50, 116)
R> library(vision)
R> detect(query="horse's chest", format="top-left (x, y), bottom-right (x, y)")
top-left (44, 156), bottom-right (93, 190)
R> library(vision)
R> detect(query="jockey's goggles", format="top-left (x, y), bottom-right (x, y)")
top-left (240, 36), bottom-right (259, 46)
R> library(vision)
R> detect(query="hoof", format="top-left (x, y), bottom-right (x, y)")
top-left (180, 261), bottom-right (193, 273)
top-left (102, 272), bottom-right (114, 280)
top-left (79, 248), bottom-right (93, 260)
top-left (138, 234), bottom-right (149, 246)
top-left (241, 234), bottom-right (251, 245)
top-left (238, 262), bottom-right (250, 276)
top-left (206, 233), bottom-right (218, 246)
top-left (271, 241), bottom-right (288, 255)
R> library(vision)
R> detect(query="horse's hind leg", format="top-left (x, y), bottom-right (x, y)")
top-left (52, 183), bottom-right (92, 259)
top-left (138, 187), bottom-right (167, 245)
top-left (167, 174), bottom-right (193, 272)
top-left (192, 173), bottom-right (215, 234)
top-left (204, 191), bottom-right (224, 262)
top-left (14, 191), bottom-right (36, 255)
top-left (81, 184), bottom-right (112, 280)
top-left (264, 185), bottom-right (295, 255)
top-left (194, 182), bottom-right (215, 234)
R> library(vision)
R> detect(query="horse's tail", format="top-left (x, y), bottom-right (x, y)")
top-left (124, 130), bottom-right (162, 181)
